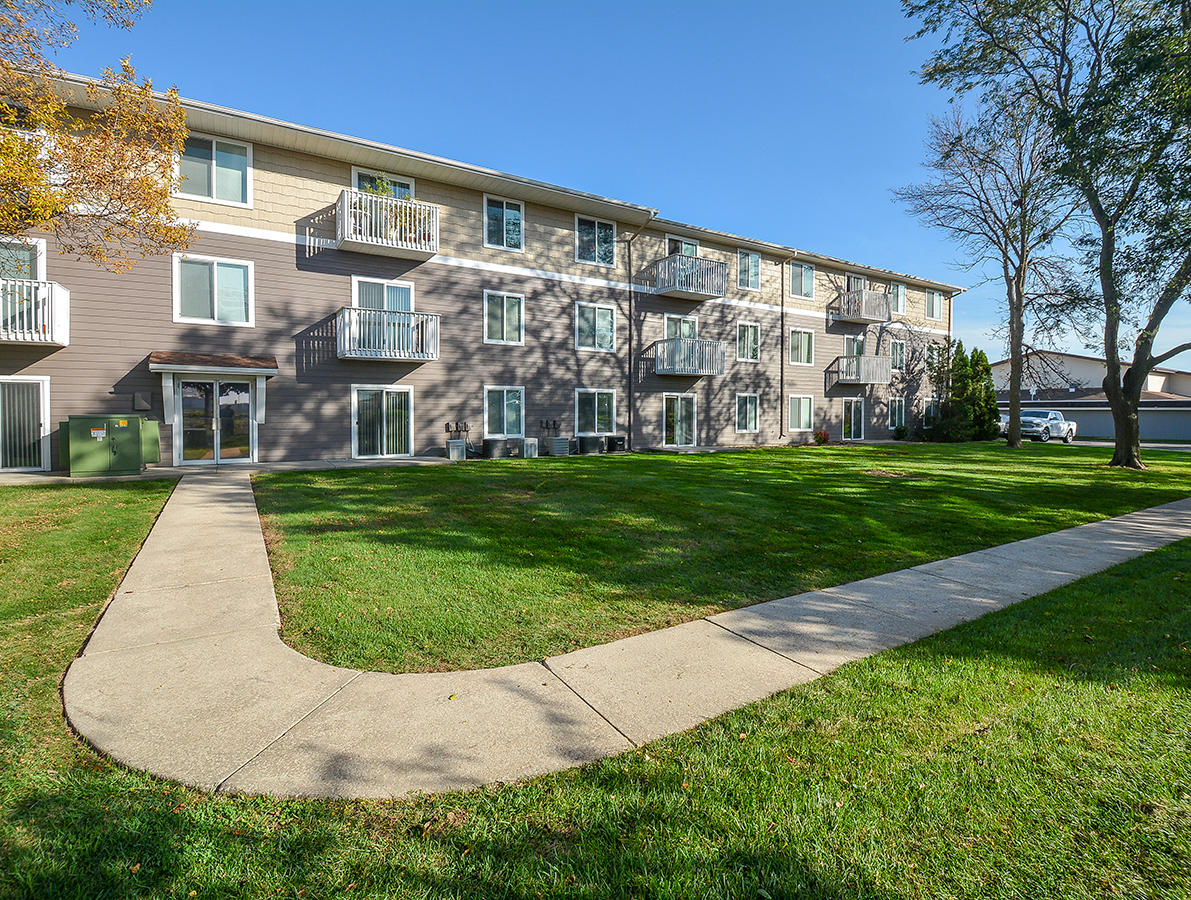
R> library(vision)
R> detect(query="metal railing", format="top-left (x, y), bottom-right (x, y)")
top-left (653, 254), bottom-right (728, 298)
top-left (0, 279), bottom-right (70, 345)
top-left (336, 307), bottom-right (440, 361)
top-left (655, 337), bottom-right (726, 376)
top-left (836, 355), bottom-right (893, 384)
top-left (335, 189), bottom-right (439, 256)
top-left (837, 289), bottom-right (892, 323)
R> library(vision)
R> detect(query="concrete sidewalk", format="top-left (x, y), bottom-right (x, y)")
top-left (63, 474), bottom-right (1191, 798)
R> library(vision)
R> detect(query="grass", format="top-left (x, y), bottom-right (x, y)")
top-left (1, 475), bottom-right (1189, 898)
top-left (254, 442), bottom-right (1191, 673)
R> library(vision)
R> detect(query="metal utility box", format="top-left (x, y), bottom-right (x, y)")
top-left (446, 439), bottom-right (466, 461)
top-left (64, 416), bottom-right (149, 476)
top-left (522, 437), bottom-right (538, 458)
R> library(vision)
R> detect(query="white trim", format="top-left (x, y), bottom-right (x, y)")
top-left (350, 166), bottom-right (414, 197)
top-left (483, 384), bottom-right (525, 438)
top-left (662, 392), bottom-right (697, 448)
top-left (175, 132), bottom-right (253, 208)
top-left (925, 289), bottom-right (945, 321)
top-left (788, 327), bottom-right (815, 366)
top-left (735, 320), bottom-right (760, 362)
top-left (172, 252), bottom-right (256, 327)
top-left (788, 260), bottom-right (815, 300)
top-left (482, 290), bottom-right (525, 346)
top-left (0, 375), bottom-right (50, 471)
top-left (574, 388), bottom-right (617, 436)
top-left (890, 339), bottom-right (906, 372)
top-left (735, 392), bottom-right (759, 433)
top-left (665, 233), bottom-right (699, 256)
top-left (575, 301), bottom-right (617, 353)
top-left (350, 274), bottom-right (415, 310)
top-left (842, 397), bottom-right (865, 441)
top-left (737, 248), bottom-right (761, 292)
top-left (149, 362), bottom-right (278, 377)
top-left (350, 383), bottom-right (415, 459)
top-left (845, 271), bottom-right (868, 292)
top-left (890, 282), bottom-right (907, 314)
top-left (788, 394), bottom-right (814, 432)
top-left (171, 376), bottom-right (259, 466)
top-left (663, 312), bottom-right (698, 340)
top-left (844, 333), bottom-right (866, 358)
top-left (574, 213), bottom-right (617, 268)
top-left (0, 236), bottom-right (47, 280)
top-left (889, 395), bottom-right (907, 429)
top-left (482, 194), bottom-right (525, 253)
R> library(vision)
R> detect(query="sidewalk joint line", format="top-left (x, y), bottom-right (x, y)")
top-left (703, 618), bottom-right (826, 676)
top-left (540, 660), bottom-right (638, 748)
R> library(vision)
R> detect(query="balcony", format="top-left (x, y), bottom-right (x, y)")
top-left (835, 355), bottom-right (892, 385)
top-left (0, 279), bottom-right (70, 346)
top-left (336, 307), bottom-right (440, 361)
top-left (651, 254), bottom-right (728, 299)
top-left (835, 289), bottom-right (892, 324)
top-left (335, 189), bottom-right (439, 259)
top-left (655, 337), bottom-right (726, 376)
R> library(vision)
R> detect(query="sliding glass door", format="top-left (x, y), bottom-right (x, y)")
top-left (663, 393), bottom-right (696, 447)
top-left (354, 386), bottom-right (412, 457)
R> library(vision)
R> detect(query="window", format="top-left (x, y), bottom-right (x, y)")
top-left (484, 196), bottom-right (523, 251)
top-left (354, 276), bottom-right (412, 311)
top-left (926, 343), bottom-right (941, 368)
top-left (926, 290), bottom-right (944, 320)
top-left (736, 322), bottom-right (760, 362)
top-left (790, 261), bottom-right (815, 299)
top-left (889, 396), bottom-right (906, 429)
top-left (667, 235), bottom-right (698, 257)
top-left (484, 291), bottom-right (524, 344)
top-left (353, 386), bottom-right (412, 458)
top-left (485, 386), bottom-right (524, 438)
top-left (353, 167), bottom-right (412, 198)
top-left (576, 389), bottom-right (615, 435)
top-left (890, 283), bottom-right (907, 314)
top-left (924, 397), bottom-right (940, 426)
top-left (576, 302), bottom-right (616, 352)
top-left (845, 334), bottom-right (866, 357)
top-left (173, 254), bottom-right (253, 326)
top-left (738, 250), bottom-right (761, 290)
top-left (664, 314), bottom-right (697, 340)
top-left (177, 135), bottom-right (251, 205)
top-left (736, 394), bottom-right (759, 433)
top-left (789, 328), bottom-right (814, 365)
top-left (0, 238), bottom-right (43, 280)
top-left (890, 340), bottom-right (906, 371)
top-left (789, 395), bottom-right (813, 431)
top-left (846, 273), bottom-right (867, 292)
top-left (576, 216), bottom-right (615, 266)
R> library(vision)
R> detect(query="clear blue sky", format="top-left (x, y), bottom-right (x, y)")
top-left (56, 0), bottom-right (1190, 368)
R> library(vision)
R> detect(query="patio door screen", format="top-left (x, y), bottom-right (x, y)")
top-left (0, 379), bottom-right (45, 470)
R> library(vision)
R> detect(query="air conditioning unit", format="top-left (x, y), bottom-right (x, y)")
top-left (547, 436), bottom-right (571, 457)
top-left (522, 437), bottom-right (539, 458)
top-left (446, 439), bottom-right (466, 462)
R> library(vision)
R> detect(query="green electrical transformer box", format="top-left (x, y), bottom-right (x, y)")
top-left (60, 416), bottom-right (161, 477)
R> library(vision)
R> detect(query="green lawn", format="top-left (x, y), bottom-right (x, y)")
top-left (254, 443), bottom-right (1191, 673)
top-left (1, 476), bottom-right (1188, 899)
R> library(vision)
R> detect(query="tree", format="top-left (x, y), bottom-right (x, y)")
top-left (0, 0), bottom-right (192, 273)
top-left (969, 347), bottom-right (1002, 439)
top-left (894, 102), bottom-right (1077, 449)
top-left (903, 0), bottom-right (1191, 469)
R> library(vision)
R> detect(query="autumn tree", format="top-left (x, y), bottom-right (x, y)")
top-left (903, 0), bottom-right (1191, 469)
top-left (0, 0), bottom-right (192, 273)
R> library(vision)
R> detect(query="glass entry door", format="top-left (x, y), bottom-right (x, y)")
top-left (178, 379), bottom-right (254, 464)
top-left (664, 394), bottom-right (696, 447)
top-left (842, 397), bottom-right (864, 441)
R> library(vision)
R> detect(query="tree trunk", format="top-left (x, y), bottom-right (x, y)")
top-left (1006, 279), bottom-right (1025, 449)
top-left (1104, 369), bottom-right (1144, 469)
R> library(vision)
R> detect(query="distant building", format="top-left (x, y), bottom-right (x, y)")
top-left (990, 350), bottom-right (1191, 440)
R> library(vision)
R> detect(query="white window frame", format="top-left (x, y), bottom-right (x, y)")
top-left (736, 321), bottom-right (760, 362)
top-left (890, 282), bottom-right (907, 314)
top-left (350, 166), bottom-right (414, 197)
top-left (350, 274), bottom-right (415, 310)
top-left (926, 343), bottom-right (942, 368)
top-left (662, 392), bottom-right (697, 448)
top-left (171, 252), bottom-right (255, 328)
top-left (665, 234), bottom-right (699, 257)
top-left (737, 249), bottom-right (761, 291)
top-left (483, 384), bottom-right (525, 438)
top-left (350, 384), bottom-right (415, 459)
top-left (926, 290), bottom-right (945, 321)
top-left (174, 132), bottom-right (253, 208)
top-left (789, 261), bottom-right (815, 299)
top-left (574, 214), bottom-right (617, 268)
top-left (575, 301), bottom-right (617, 353)
top-left (845, 334), bottom-right (866, 358)
top-left (0, 236), bottom-right (46, 280)
top-left (574, 388), bottom-right (617, 436)
top-left (843, 397), bottom-right (865, 441)
top-left (663, 313), bottom-right (698, 340)
top-left (890, 339), bottom-right (906, 372)
top-left (483, 194), bottom-right (525, 253)
top-left (889, 396), bottom-right (906, 429)
top-left (845, 272), bottom-right (868, 292)
top-left (788, 394), bottom-right (813, 432)
top-left (482, 290), bottom-right (525, 346)
top-left (788, 328), bottom-right (814, 366)
top-left (0, 375), bottom-right (51, 471)
top-left (735, 393), bottom-right (759, 433)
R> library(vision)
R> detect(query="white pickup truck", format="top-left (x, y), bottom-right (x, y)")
top-left (1020, 409), bottom-right (1078, 443)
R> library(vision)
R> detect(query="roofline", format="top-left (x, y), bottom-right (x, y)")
top-left (989, 348), bottom-right (1191, 376)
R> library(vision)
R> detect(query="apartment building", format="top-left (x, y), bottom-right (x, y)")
top-left (0, 76), bottom-right (960, 470)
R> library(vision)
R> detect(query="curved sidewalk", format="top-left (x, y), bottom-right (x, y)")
top-left (63, 474), bottom-right (1191, 799)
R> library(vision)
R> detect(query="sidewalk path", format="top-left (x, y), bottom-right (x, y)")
top-left (63, 474), bottom-right (1191, 798)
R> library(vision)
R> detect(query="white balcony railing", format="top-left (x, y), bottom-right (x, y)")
top-left (653, 254), bottom-right (728, 299)
top-left (0, 279), bottom-right (70, 346)
top-left (655, 337), bottom-right (726, 376)
top-left (836, 355), bottom-right (892, 384)
top-left (336, 307), bottom-right (440, 361)
top-left (836, 289), bottom-right (892, 323)
top-left (335, 189), bottom-right (439, 259)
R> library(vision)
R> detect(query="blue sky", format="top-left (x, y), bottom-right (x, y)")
top-left (57, 0), bottom-right (1190, 368)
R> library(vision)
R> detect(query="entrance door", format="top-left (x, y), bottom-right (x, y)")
top-left (178, 379), bottom-right (254, 464)
top-left (664, 394), bottom-right (696, 447)
top-left (0, 378), bottom-right (46, 470)
top-left (353, 386), bottom-right (412, 457)
top-left (842, 397), bottom-right (864, 441)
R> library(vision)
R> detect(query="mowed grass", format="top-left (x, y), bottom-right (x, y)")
top-left (254, 443), bottom-right (1191, 673)
top-left (1, 477), bottom-right (1189, 899)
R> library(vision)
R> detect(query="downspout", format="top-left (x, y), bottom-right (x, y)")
top-left (621, 211), bottom-right (657, 452)
top-left (779, 253), bottom-right (796, 439)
